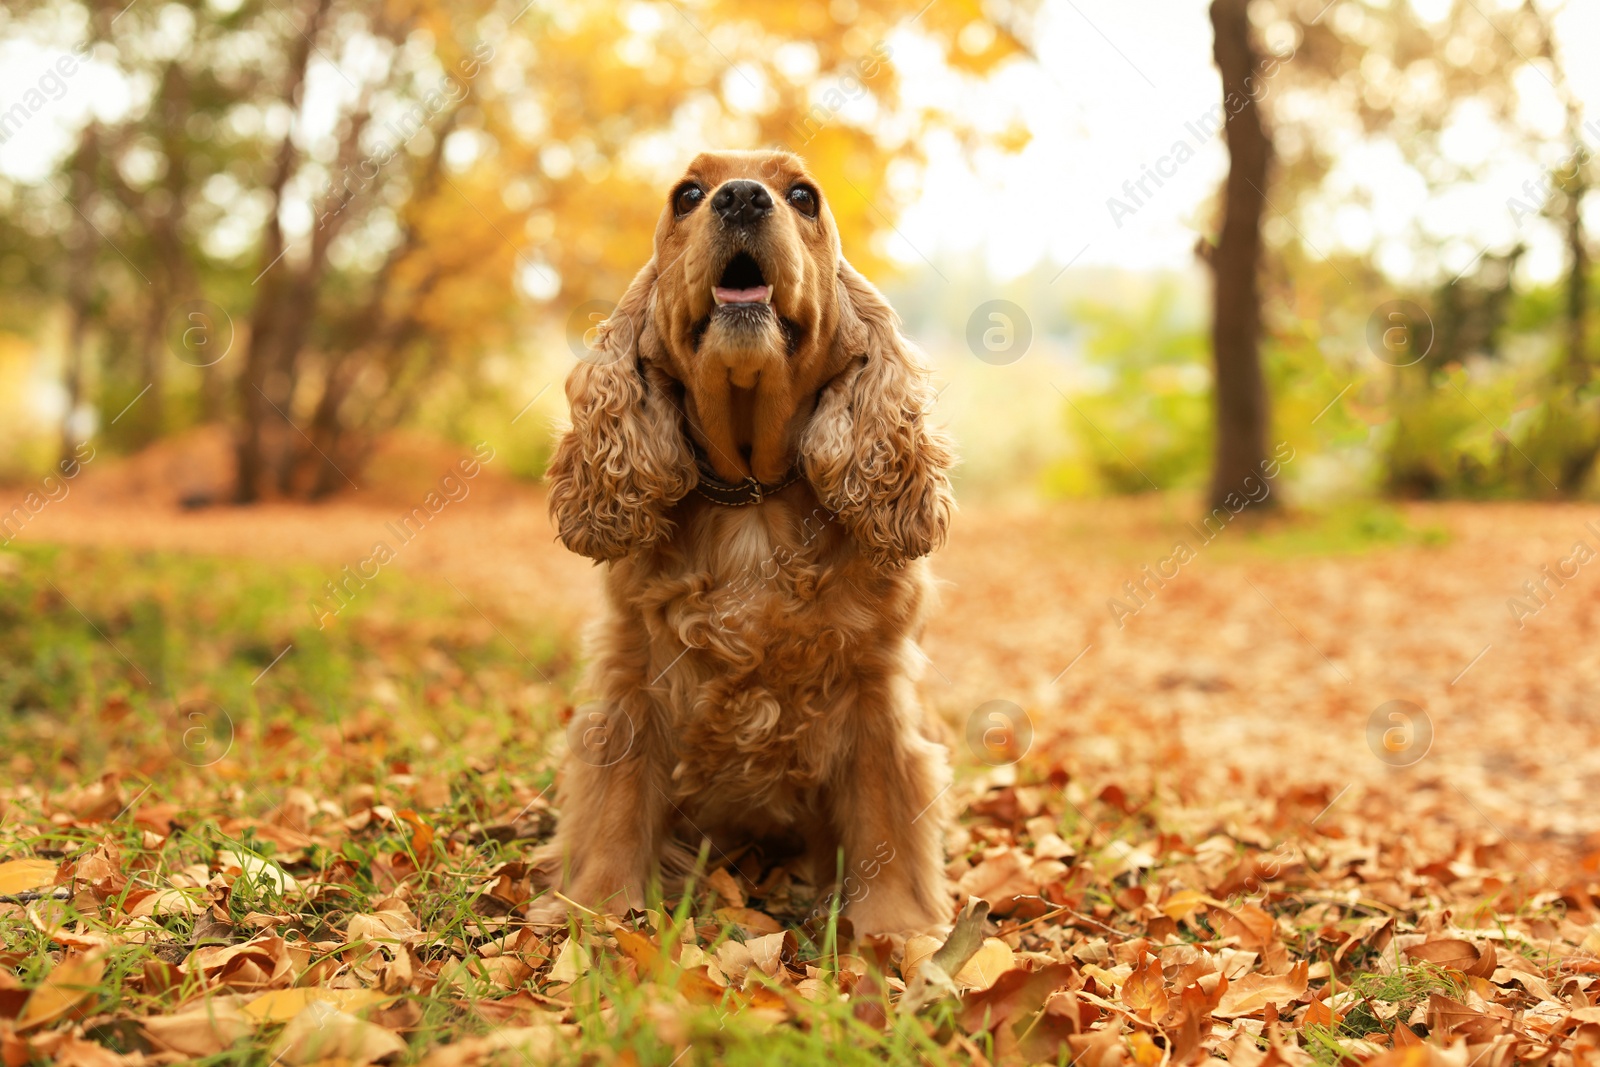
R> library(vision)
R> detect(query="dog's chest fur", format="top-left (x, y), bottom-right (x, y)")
top-left (634, 495), bottom-right (899, 813)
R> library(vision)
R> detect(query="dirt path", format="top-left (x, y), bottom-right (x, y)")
top-left (22, 487), bottom-right (1600, 871)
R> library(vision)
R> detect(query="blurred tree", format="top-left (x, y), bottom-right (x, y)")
top-left (1386, 247), bottom-right (1523, 497)
top-left (0, 0), bottom-right (1031, 499)
top-left (1243, 0), bottom-right (1593, 498)
top-left (1521, 0), bottom-right (1596, 492)
top-left (1205, 0), bottom-right (1274, 512)
top-left (58, 123), bottom-right (100, 469)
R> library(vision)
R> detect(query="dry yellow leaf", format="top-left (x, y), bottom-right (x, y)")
top-left (1128, 1030), bottom-right (1166, 1067)
top-left (902, 934), bottom-right (943, 980)
top-left (243, 987), bottom-right (397, 1023)
top-left (143, 998), bottom-right (253, 1057)
top-left (127, 888), bottom-right (205, 918)
top-left (418, 1024), bottom-right (578, 1067)
top-left (954, 937), bottom-right (1015, 991)
top-left (474, 955), bottom-right (534, 990)
top-left (745, 931), bottom-right (794, 979)
top-left (268, 1004), bottom-right (407, 1066)
top-left (1214, 960), bottom-right (1309, 1019)
top-left (218, 850), bottom-right (297, 894)
top-left (346, 899), bottom-right (422, 945)
top-left (1159, 889), bottom-right (1211, 922)
top-left (712, 907), bottom-right (783, 935)
top-left (0, 858), bottom-right (58, 895)
top-left (547, 938), bottom-right (590, 984)
top-left (715, 938), bottom-right (755, 984)
top-left (17, 951), bottom-right (106, 1032)
top-left (706, 867), bottom-right (746, 908)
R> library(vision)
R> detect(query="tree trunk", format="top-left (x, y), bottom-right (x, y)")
top-left (1527, 1), bottom-right (1595, 495)
top-left (136, 291), bottom-right (166, 445)
top-left (1564, 171), bottom-right (1588, 389)
top-left (1206, 0), bottom-right (1273, 511)
top-left (59, 127), bottom-right (100, 468)
top-left (1556, 162), bottom-right (1594, 493)
top-left (234, 0), bottom-right (334, 503)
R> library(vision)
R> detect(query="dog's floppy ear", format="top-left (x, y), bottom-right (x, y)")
top-left (800, 261), bottom-right (955, 568)
top-left (546, 260), bottom-right (695, 562)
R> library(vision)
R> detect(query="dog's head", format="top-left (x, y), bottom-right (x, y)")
top-left (647, 151), bottom-right (852, 490)
top-left (655, 152), bottom-right (841, 403)
top-left (546, 149), bottom-right (954, 567)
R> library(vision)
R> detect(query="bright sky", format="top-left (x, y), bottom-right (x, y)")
top-left (2, 0), bottom-right (1597, 286)
top-left (884, 0), bottom-right (1600, 285)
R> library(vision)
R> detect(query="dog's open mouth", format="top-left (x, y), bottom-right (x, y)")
top-left (712, 252), bottom-right (773, 308)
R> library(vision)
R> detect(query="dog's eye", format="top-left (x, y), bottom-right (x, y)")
top-left (787, 184), bottom-right (819, 219)
top-left (673, 184), bottom-right (705, 217)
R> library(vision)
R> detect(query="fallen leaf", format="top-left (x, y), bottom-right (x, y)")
top-left (715, 939), bottom-right (755, 984)
top-left (417, 1024), bottom-right (579, 1067)
top-left (142, 998), bottom-right (253, 1057)
top-left (397, 809), bottom-right (436, 865)
top-left (267, 1003), bottom-right (407, 1066)
top-left (548, 937), bottom-right (590, 984)
top-left (1209, 903), bottom-right (1279, 950)
top-left (217, 849), bottom-right (297, 894)
top-left (1358, 1044), bottom-right (1471, 1067)
top-left (611, 926), bottom-right (664, 976)
top-left (243, 987), bottom-right (397, 1023)
top-left (1128, 1029), bottom-right (1165, 1067)
top-left (183, 934), bottom-right (295, 992)
top-left (1426, 993), bottom-right (1508, 1042)
top-left (1405, 939), bottom-right (1497, 979)
top-left (17, 951), bottom-right (105, 1032)
top-left (706, 868), bottom-right (746, 908)
top-left (1302, 996), bottom-right (1342, 1027)
top-left (0, 859), bottom-right (58, 895)
top-left (1159, 889), bottom-right (1210, 922)
top-left (345, 896), bottom-right (423, 945)
top-left (932, 897), bottom-right (993, 978)
top-left (959, 961), bottom-right (1078, 1043)
top-left (712, 907), bottom-right (783, 935)
top-left (1122, 953), bottom-right (1170, 1021)
top-left (902, 934), bottom-right (942, 980)
top-left (1215, 960), bottom-right (1308, 1019)
top-left (954, 938), bottom-right (1016, 991)
top-left (486, 954), bottom-right (537, 988)
top-left (745, 931), bottom-right (796, 979)
top-left (1068, 1019), bottom-right (1128, 1067)
top-left (957, 849), bottom-right (1034, 915)
top-left (20, 1030), bottom-right (141, 1067)
top-left (125, 887), bottom-right (204, 918)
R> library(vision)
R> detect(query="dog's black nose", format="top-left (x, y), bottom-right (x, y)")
top-left (711, 180), bottom-right (773, 227)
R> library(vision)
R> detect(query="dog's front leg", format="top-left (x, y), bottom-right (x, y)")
top-left (832, 678), bottom-right (952, 937)
top-left (543, 695), bottom-right (668, 918)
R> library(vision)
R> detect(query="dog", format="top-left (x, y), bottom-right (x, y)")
top-left (538, 150), bottom-right (956, 936)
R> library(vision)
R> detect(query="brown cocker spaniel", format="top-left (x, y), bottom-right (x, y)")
top-left (539, 150), bottom-right (956, 936)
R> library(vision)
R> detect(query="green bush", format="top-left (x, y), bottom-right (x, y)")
top-left (1065, 284), bottom-right (1213, 494)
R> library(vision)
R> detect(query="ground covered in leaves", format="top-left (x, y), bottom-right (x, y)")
top-left (3, 489), bottom-right (1599, 1066)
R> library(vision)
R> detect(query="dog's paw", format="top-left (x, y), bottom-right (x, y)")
top-left (526, 892), bottom-right (573, 929)
top-left (846, 893), bottom-right (950, 939)
top-left (529, 881), bottom-right (647, 928)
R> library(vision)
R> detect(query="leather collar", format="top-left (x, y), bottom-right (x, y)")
top-left (692, 461), bottom-right (802, 506)
top-left (680, 416), bottom-right (802, 507)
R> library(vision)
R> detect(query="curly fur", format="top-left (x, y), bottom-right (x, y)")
top-left (538, 151), bottom-right (956, 936)
top-left (545, 262), bottom-right (697, 561)
top-left (800, 263), bottom-right (956, 568)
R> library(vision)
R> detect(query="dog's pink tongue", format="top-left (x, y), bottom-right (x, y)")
top-left (714, 285), bottom-right (771, 305)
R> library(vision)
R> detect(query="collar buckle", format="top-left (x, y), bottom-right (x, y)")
top-left (691, 465), bottom-right (800, 507)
